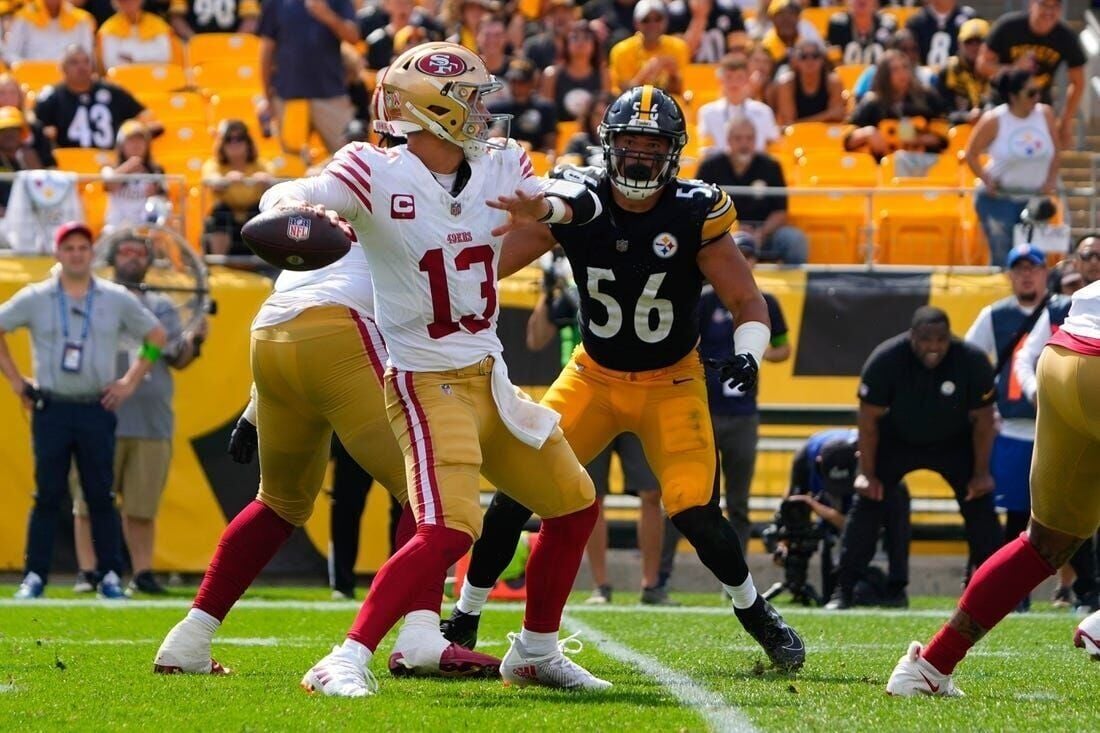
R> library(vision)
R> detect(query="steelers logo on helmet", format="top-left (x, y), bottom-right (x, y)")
top-left (600, 85), bottom-right (687, 200)
top-left (652, 232), bottom-right (678, 258)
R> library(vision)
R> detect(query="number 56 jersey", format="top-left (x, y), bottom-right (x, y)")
top-left (548, 165), bottom-right (738, 372)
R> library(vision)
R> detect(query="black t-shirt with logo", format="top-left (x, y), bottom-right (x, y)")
top-left (173, 0), bottom-right (254, 33)
top-left (666, 0), bottom-right (746, 63)
top-left (695, 151), bottom-right (787, 225)
top-left (858, 333), bottom-right (995, 445)
top-left (34, 82), bottom-right (145, 150)
top-left (984, 12), bottom-right (1086, 103)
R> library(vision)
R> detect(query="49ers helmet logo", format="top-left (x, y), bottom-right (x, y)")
top-left (415, 52), bottom-right (468, 77)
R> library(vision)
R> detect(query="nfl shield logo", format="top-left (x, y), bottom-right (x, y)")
top-left (286, 216), bottom-right (311, 242)
top-left (450, 201), bottom-right (462, 217)
top-left (616, 239), bottom-right (629, 252)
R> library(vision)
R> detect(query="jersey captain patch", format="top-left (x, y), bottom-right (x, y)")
top-left (652, 233), bottom-right (678, 258)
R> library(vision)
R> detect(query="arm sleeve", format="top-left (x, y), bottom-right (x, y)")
top-left (963, 305), bottom-right (996, 362)
top-left (966, 348), bottom-right (997, 409)
top-left (1013, 309), bottom-right (1051, 403)
top-left (119, 89), bottom-right (145, 121)
top-left (242, 383), bottom-right (258, 424)
top-left (521, 174), bottom-right (604, 226)
top-left (700, 187), bottom-right (738, 244)
top-left (0, 287), bottom-right (34, 332)
top-left (119, 291), bottom-right (160, 340)
top-left (766, 295), bottom-right (789, 345)
top-left (858, 347), bottom-right (893, 406)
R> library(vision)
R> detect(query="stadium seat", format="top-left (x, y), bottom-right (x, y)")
top-left (144, 92), bottom-right (208, 126)
top-left (11, 59), bottom-right (59, 95)
top-left (681, 64), bottom-right (718, 105)
top-left (947, 123), bottom-right (973, 155)
top-left (800, 7), bottom-right (835, 38)
top-left (882, 6), bottom-right (920, 27)
top-left (53, 147), bottom-right (115, 174)
top-left (875, 190), bottom-right (964, 265)
top-left (106, 64), bottom-right (188, 100)
top-left (795, 151), bottom-right (879, 187)
top-left (268, 154), bottom-right (308, 179)
top-left (789, 152), bottom-right (878, 264)
top-left (555, 120), bottom-right (579, 155)
top-left (527, 150), bottom-right (551, 176)
top-left (187, 33), bottom-right (261, 68)
top-left (191, 59), bottom-right (262, 95)
top-left (879, 152), bottom-right (960, 187)
top-left (777, 122), bottom-right (853, 158)
top-left (80, 181), bottom-right (107, 233)
top-left (152, 123), bottom-right (215, 162)
top-left (158, 151), bottom-right (207, 186)
top-left (834, 64), bottom-right (868, 94)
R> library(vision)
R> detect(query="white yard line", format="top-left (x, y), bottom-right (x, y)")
top-left (563, 613), bottom-right (758, 733)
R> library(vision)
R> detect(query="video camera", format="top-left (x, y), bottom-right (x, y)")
top-left (761, 493), bottom-right (824, 606)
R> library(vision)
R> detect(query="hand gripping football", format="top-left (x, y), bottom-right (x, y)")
top-left (241, 207), bottom-right (351, 271)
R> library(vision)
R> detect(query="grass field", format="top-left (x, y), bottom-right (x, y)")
top-left (0, 586), bottom-right (1095, 732)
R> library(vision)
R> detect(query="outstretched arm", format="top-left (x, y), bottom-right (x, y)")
top-left (499, 223), bottom-right (557, 278)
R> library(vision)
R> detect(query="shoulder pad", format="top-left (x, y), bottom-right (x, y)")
top-left (549, 164), bottom-right (605, 191)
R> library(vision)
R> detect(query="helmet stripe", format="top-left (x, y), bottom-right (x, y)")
top-left (638, 85), bottom-right (654, 122)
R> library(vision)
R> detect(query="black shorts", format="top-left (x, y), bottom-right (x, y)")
top-left (587, 433), bottom-right (659, 497)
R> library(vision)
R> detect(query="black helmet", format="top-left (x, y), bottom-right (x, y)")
top-left (598, 85), bottom-right (687, 200)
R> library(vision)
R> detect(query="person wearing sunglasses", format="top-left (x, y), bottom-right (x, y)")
top-left (201, 119), bottom-right (273, 257)
top-left (965, 69), bottom-right (1060, 268)
top-left (774, 38), bottom-right (845, 126)
top-left (608, 0), bottom-right (689, 94)
top-left (935, 18), bottom-right (992, 125)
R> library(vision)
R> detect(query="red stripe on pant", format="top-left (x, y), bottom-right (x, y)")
top-left (349, 309), bottom-right (385, 383)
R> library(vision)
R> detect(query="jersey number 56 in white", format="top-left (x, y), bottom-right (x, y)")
top-left (586, 268), bottom-right (672, 344)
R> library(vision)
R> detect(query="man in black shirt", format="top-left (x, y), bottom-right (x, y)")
top-left (169, 0), bottom-right (260, 39)
top-left (826, 0), bottom-right (898, 65)
top-left (523, 0), bottom-right (576, 70)
top-left (826, 306), bottom-right (1002, 609)
top-left (977, 0), bottom-right (1085, 146)
top-left (905, 0), bottom-right (977, 69)
top-left (487, 59), bottom-right (557, 154)
top-left (361, 0), bottom-right (444, 71)
top-left (696, 114), bottom-right (808, 265)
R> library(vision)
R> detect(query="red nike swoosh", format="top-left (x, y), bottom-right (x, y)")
top-left (919, 670), bottom-right (940, 693)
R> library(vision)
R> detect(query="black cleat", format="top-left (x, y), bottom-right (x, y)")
top-left (128, 571), bottom-right (166, 595)
top-left (735, 596), bottom-right (806, 672)
top-left (440, 609), bottom-right (481, 650)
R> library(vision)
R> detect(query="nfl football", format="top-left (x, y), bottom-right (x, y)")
top-left (241, 208), bottom-right (351, 271)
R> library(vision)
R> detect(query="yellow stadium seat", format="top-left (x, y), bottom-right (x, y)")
top-left (795, 151), bottom-right (880, 187)
top-left (834, 64), bottom-right (868, 94)
top-left (191, 59), bottom-right (262, 95)
top-left (682, 63), bottom-right (719, 102)
top-left (158, 151), bottom-right (207, 186)
top-left (555, 120), bottom-right (579, 155)
top-left (106, 64), bottom-right (188, 99)
top-left (883, 7), bottom-right (920, 28)
top-left (268, 154), bottom-right (307, 179)
top-left (800, 7), bottom-right (836, 38)
top-left (81, 182), bottom-right (107, 234)
top-left (152, 122), bottom-right (215, 160)
top-left (527, 150), bottom-right (551, 176)
top-left (947, 123), bottom-right (973, 155)
top-left (788, 192), bottom-right (869, 265)
top-left (778, 122), bottom-right (853, 157)
top-left (187, 33), bottom-right (261, 68)
top-left (11, 59), bottom-right (59, 95)
top-left (53, 147), bottom-right (116, 174)
top-left (144, 92), bottom-right (208, 126)
top-left (875, 191), bottom-right (963, 265)
top-left (879, 152), bottom-right (960, 187)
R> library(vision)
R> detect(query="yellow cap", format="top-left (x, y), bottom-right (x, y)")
top-left (0, 105), bottom-right (26, 131)
top-left (768, 0), bottom-right (800, 16)
top-left (116, 118), bottom-right (149, 144)
top-left (958, 18), bottom-right (990, 42)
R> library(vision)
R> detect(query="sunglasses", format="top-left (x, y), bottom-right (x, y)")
top-left (225, 135), bottom-right (248, 143)
top-left (1079, 251), bottom-right (1100, 262)
top-left (1023, 88), bottom-right (1041, 99)
top-left (798, 51), bottom-right (823, 60)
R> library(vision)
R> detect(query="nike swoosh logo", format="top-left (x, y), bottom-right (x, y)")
top-left (919, 670), bottom-right (940, 693)
top-left (672, 377), bottom-right (693, 384)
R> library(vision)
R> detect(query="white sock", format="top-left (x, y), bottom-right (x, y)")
top-left (456, 583), bottom-right (492, 615)
top-left (341, 638), bottom-right (373, 666)
top-left (723, 576), bottom-right (759, 610)
top-left (519, 628), bottom-right (559, 657)
top-left (393, 610), bottom-right (449, 665)
top-left (185, 608), bottom-right (220, 636)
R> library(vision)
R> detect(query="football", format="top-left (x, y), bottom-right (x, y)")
top-left (241, 207), bottom-right (351, 271)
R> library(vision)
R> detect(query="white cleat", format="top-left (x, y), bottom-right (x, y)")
top-left (501, 632), bottom-right (612, 691)
top-left (1074, 610), bottom-right (1100, 661)
top-left (301, 645), bottom-right (378, 697)
top-left (153, 618), bottom-right (228, 675)
top-left (886, 641), bottom-right (964, 697)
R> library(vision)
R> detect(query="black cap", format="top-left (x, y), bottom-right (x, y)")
top-left (817, 438), bottom-right (858, 496)
top-left (505, 58), bottom-right (537, 83)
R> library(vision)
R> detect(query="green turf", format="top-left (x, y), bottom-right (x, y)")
top-left (0, 588), bottom-right (1094, 732)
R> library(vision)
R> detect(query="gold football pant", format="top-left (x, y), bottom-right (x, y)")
top-left (542, 345), bottom-right (715, 516)
top-left (385, 356), bottom-right (594, 540)
top-left (251, 306), bottom-right (407, 526)
top-left (1030, 345), bottom-right (1100, 538)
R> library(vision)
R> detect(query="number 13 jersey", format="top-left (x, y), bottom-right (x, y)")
top-left (549, 165), bottom-right (738, 372)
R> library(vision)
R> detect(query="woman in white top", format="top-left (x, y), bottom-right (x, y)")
top-left (965, 69), bottom-right (1059, 268)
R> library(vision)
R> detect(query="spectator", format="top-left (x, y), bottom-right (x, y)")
top-left (359, 0), bottom-right (444, 63)
top-left (978, 0), bottom-right (1085, 148)
top-left (905, 0), bottom-right (977, 69)
top-left (0, 107), bottom-right (46, 218)
top-left (607, 0), bottom-right (689, 95)
top-left (169, 0), bottom-right (259, 39)
top-left (583, 0), bottom-right (638, 50)
top-left (851, 29), bottom-right (938, 103)
top-left (97, 0), bottom-right (174, 70)
top-left (676, 0), bottom-right (746, 64)
top-left (524, 0), bottom-right (577, 70)
top-left (698, 230), bottom-right (792, 551)
top-left (72, 232), bottom-right (207, 595)
top-left (774, 38), bottom-right (846, 126)
top-left (936, 18), bottom-right (992, 125)
top-left (445, 0), bottom-right (493, 51)
top-left (0, 74), bottom-right (57, 168)
top-left (759, 0), bottom-right (821, 67)
top-left (77, 0), bottom-right (116, 28)
top-left (827, 306), bottom-right (1002, 610)
top-left (102, 120), bottom-right (166, 230)
top-left (202, 119), bottom-right (272, 256)
top-left (1050, 256), bottom-right (1085, 296)
top-left (560, 90), bottom-right (614, 167)
top-left (4, 0), bottom-right (96, 65)
top-left (258, 0), bottom-right (359, 156)
top-left (965, 69), bottom-right (1059, 268)
top-left (342, 46), bottom-right (372, 127)
top-left (696, 114), bottom-right (808, 264)
top-left (844, 50), bottom-right (948, 159)
top-left (747, 42), bottom-right (778, 106)
top-left (540, 20), bottom-right (609, 122)
top-left (0, 221), bottom-right (166, 600)
top-left (488, 59), bottom-right (557, 154)
top-left (826, 0), bottom-right (898, 66)
top-left (476, 16), bottom-right (513, 81)
top-left (697, 54), bottom-right (779, 154)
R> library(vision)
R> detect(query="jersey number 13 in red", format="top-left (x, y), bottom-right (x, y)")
top-left (419, 245), bottom-right (496, 339)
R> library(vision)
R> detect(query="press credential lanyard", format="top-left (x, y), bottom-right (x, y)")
top-left (59, 280), bottom-right (94, 373)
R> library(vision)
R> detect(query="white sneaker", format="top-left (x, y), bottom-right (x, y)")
top-left (1074, 610), bottom-right (1100, 661)
top-left (301, 644), bottom-right (378, 697)
top-left (886, 641), bottom-right (964, 697)
top-left (153, 618), bottom-right (229, 675)
top-left (501, 632), bottom-right (612, 691)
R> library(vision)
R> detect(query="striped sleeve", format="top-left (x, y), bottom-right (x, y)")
top-left (322, 144), bottom-right (374, 215)
top-left (700, 188), bottom-right (738, 245)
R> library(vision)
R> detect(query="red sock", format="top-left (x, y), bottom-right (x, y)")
top-left (193, 500), bottom-right (294, 621)
top-left (923, 532), bottom-right (1054, 674)
top-left (523, 502), bottom-right (599, 633)
top-left (391, 504), bottom-right (446, 614)
top-left (347, 524), bottom-right (470, 651)
top-left (393, 503), bottom-right (416, 550)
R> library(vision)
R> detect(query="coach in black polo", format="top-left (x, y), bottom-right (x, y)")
top-left (826, 306), bottom-right (1002, 610)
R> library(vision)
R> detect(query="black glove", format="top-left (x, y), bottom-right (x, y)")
top-left (705, 353), bottom-right (759, 393)
top-left (228, 416), bottom-right (258, 464)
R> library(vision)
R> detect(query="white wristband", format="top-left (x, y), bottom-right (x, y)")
top-left (734, 321), bottom-right (770, 366)
top-left (242, 384), bottom-right (258, 425)
top-left (538, 196), bottom-right (568, 224)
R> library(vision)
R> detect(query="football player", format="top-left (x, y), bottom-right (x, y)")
top-left (443, 86), bottom-right (806, 673)
top-left (260, 42), bottom-right (611, 697)
top-left (152, 219), bottom-right (500, 679)
top-left (888, 280), bottom-right (1100, 696)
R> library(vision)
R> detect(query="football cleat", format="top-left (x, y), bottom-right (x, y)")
top-left (501, 632), bottom-right (612, 691)
top-left (73, 571), bottom-right (97, 594)
top-left (734, 596), bottom-right (806, 672)
top-left (153, 618), bottom-right (229, 675)
top-left (301, 645), bottom-right (378, 697)
top-left (440, 609), bottom-right (481, 650)
top-left (97, 571), bottom-right (128, 600)
top-left (585, 585), bottom-right (612, 605)
top-left (886, 641), bottom-right (964, 697)
top-left (389, 642), bottom-right (501, 678)
top-left (1074, 609), bottom-right (1100, 661)
top-left (13, 572), bottom-right (44, 600)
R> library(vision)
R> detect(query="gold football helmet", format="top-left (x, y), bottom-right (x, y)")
top-left (375, 42), bottom-right (511, 159)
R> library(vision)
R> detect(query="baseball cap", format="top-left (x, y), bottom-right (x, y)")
top-left (817, 438), bottom-right (858, 496)
top-left (116, 118), bottom-right (149, 145)
top-left (633, 0), bottom-right (667, 23)
top-left (1006, 243), bottom-right (1045, 269)
top-left (732, 230), bottom-right (758, 258)
top-left (958, 18), bottom-right (989, 42)
top-left (505, 58), bottom-right (537, 83)
top-left (54, 221), bottom-right (94, 248)
top-left (0, 105), bottom-right (26, 131)
top-left (768, 0), bottom-right (801, 16)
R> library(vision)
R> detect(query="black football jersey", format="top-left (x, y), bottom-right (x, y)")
top-left (34, 82), bottom-right (144, 149)
top-left (548, 165), bottom-right (738, 372)
top-left (827, 12), bottom-right (898, 65)
top-left (906, 5), bottom-right (976, 69)
top-left (169, 0), bottom-right (260, 33)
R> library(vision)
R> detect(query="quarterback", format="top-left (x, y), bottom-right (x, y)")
top-left (443, 86), bottom-right (805, 672)
top-left (888, 280), bottom-right (1100, 696)
top-left (262, 42), bottom-right (611, 697)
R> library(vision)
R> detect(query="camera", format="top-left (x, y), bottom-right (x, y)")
top-left (761, 493), bottom-right (823, 606)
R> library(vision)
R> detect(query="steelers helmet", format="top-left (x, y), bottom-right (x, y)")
top-left (599, 85), bottom-right (687, 200)
top-left (376, 42), bottom-right (511, 159)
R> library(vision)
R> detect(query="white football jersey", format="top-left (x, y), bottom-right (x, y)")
top-left (1060, 280), bottom-right (1100, 340)
top-left (251, 242), bottom-right (376, 331)
top-left (261, 140), bottom-right (542, 371)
